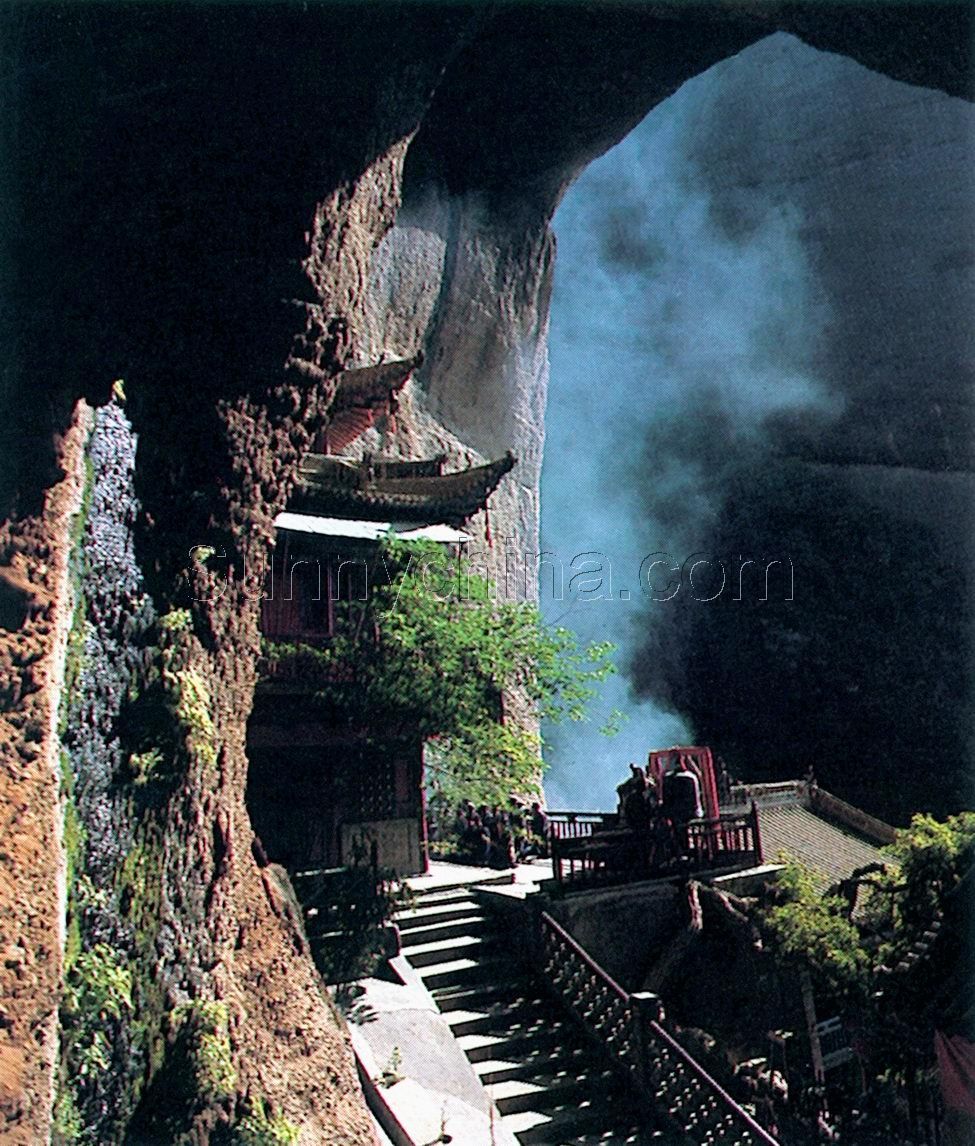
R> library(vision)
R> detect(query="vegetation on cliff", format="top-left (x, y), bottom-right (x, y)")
top-left (759, 812), bottom-right (975, 1108)
top-left (262, 537), bottom-right (618, 808)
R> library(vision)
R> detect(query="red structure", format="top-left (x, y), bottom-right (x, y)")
top-left (647, 746), bottom-right (721, 823)
top-left (548, 746), bottom-right (762, 891)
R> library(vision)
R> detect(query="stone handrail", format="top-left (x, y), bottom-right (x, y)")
top-left (539, 909), bottom-right (640, 1079)
top-left (538, 911), bottom-right (780, 1146)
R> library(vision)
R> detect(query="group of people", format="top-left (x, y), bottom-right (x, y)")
top-left (435, 799), bottom-right (551, 869)
top-left (616, 755), bottom-right (705, 861)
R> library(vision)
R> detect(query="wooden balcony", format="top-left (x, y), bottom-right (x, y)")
top-left (549, 805), bottom-right (763, 892)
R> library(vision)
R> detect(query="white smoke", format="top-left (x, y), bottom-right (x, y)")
top-left (540, 36), bottom-right (838, 809)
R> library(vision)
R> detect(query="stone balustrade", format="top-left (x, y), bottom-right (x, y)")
top-left (538, 911), bottom-right (780, 1146)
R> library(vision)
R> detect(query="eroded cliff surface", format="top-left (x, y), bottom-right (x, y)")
top-left (0, 3), bottom-right (970, 1140)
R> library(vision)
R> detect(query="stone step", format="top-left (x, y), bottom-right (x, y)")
top-left (431, 978), bottom-right (536, 1012)
top-left (402, 932), bottom-right (488, 968)
top-left (393, 900), bottom-right (481, 930)
top-left (399, 886), bottom-right (479, 911)
top-left (502, 1096), bottom-right (643, 1144)
top-left (554, 1127), bottom-right (662, 1144)
top-left (398, 914), bottom-right (488, 948)
top-left (474, 1009), bottom-right (571, 1045)
top-left (456, 1020), bottom-right (572, 1064)
top-left (405, 871), bottom-right (513, 898)
top-left (486, 1063), bottom-right (619, 1116)
top-left (414, 955), bottom-right (510, 992)
top-left (474, 1043), bottom-right (591, 1086)
top-left (445, 996), bottom-right (564, 1038)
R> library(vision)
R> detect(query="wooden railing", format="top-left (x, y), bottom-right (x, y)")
top-left (538, 911), bottom-right (780, 1146)
top-left (686, 806), bottom-right (764, 869)
top-left (551, 805), bottom-right (763, 891)
top-left (547, 810), bottom-right (617, 838)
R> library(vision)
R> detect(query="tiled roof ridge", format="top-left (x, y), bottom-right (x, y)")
top-left (728, 780), bottom-right (896, 847)
top-left (807, 784), bottom-right (898, 847)
top-left (331, 354), bottom-right (422, 412)
top-left (758, 803), bottom-right (890, 896)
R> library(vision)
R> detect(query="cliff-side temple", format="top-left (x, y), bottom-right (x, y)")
top-left (348, 758), bottom-right (936, 1145)
top-left (249, 356), bottom-right (517, 877)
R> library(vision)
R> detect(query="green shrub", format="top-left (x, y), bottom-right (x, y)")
top-left (171, 668), bottom-right (218, 769)
top-left (761, 859), bottom-right (869, 995)
top-left (51, 1085), bottom-right (83, 1142)
top-left (62, 943), bottom-right (133, 1079)
top-left (127, 747), bottom-right (165, 786)
top-left (159, 608), bottom-right (192, 633)
top-left (298, 840), bottom-right (411, 986)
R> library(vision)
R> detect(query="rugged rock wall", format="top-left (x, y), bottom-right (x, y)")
top-left (0, 405), bottom-right (90, 1142)
top-left (0, 3), bottom-right (970, 1140)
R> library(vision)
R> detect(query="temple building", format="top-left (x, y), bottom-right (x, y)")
top-left (246, 357), bottom-right (516, 877)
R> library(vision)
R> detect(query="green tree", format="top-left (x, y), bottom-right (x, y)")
top-left (263, 537), bottom-right (618, 808)
top-left (759, 812), bottom-right (975, 1110)
top-left (881, 811), bottom-right (975, 939)
top-left (762, 813), bottom-right (975, 1001)
top-left (761, 859), bottom-right (871, 998)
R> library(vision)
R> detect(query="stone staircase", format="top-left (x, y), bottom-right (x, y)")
top-left (395, 878), bottom-right (663, 1145)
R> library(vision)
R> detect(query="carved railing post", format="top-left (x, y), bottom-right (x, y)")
top-left (630, 990), bottom-right (664, 1103)
top-left (751, 799), bottom-right (763, 863)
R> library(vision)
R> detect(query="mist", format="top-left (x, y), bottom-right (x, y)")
top-left (541, 34), bottom-right (975, 819)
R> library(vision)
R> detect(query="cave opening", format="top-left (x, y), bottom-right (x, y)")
top-left (245, 699), bottom-right (423, 877)
top-left (4, 7), bottom-right (972, 1143)
top-left (539, 32), bottom-right (975, 822)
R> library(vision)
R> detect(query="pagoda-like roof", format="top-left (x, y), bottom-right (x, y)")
top-left (291, 451), bottom-right (516, 525)
top-left (358, 453), bottom-right (448, 479)
top-left (724, 780), bottom-right (894, 896)
top-left (331, 355), bottom-right (421, 412)
top-left (303, 354), bottom-right (422, 454)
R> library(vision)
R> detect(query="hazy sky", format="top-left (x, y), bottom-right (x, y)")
top-left (541, 33), bottom-right (974, 810)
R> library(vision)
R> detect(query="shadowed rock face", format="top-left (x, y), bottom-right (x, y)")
top-left (2, 3), bottom-right (971, 518)
top-left (640, 38), bottom-right (975, 823)
top-left (2, 3), bottom-right (971, 515)
top-left (0, 3), bottom-right (970, 1140)
top-left (404, 3), bottom-right (973, 210)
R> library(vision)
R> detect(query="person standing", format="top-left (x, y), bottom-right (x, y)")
top-left (661, 758), bottom-right (703, 854)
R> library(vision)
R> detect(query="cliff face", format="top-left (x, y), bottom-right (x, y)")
top-left (621, 34), bottom-right (975, 819)
top-left (0, 4), bottom-right (970, 1140)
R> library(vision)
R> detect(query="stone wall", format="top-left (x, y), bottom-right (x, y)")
top-left (547, 881), bottom-right (683, 991)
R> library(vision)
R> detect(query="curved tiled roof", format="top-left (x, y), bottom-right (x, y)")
top-left (331, 355), bottom-right (421, 412)
top-left (292, 452), bottom-right (517, 526)
top-left (758, 802), bottom-right (888, 890)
